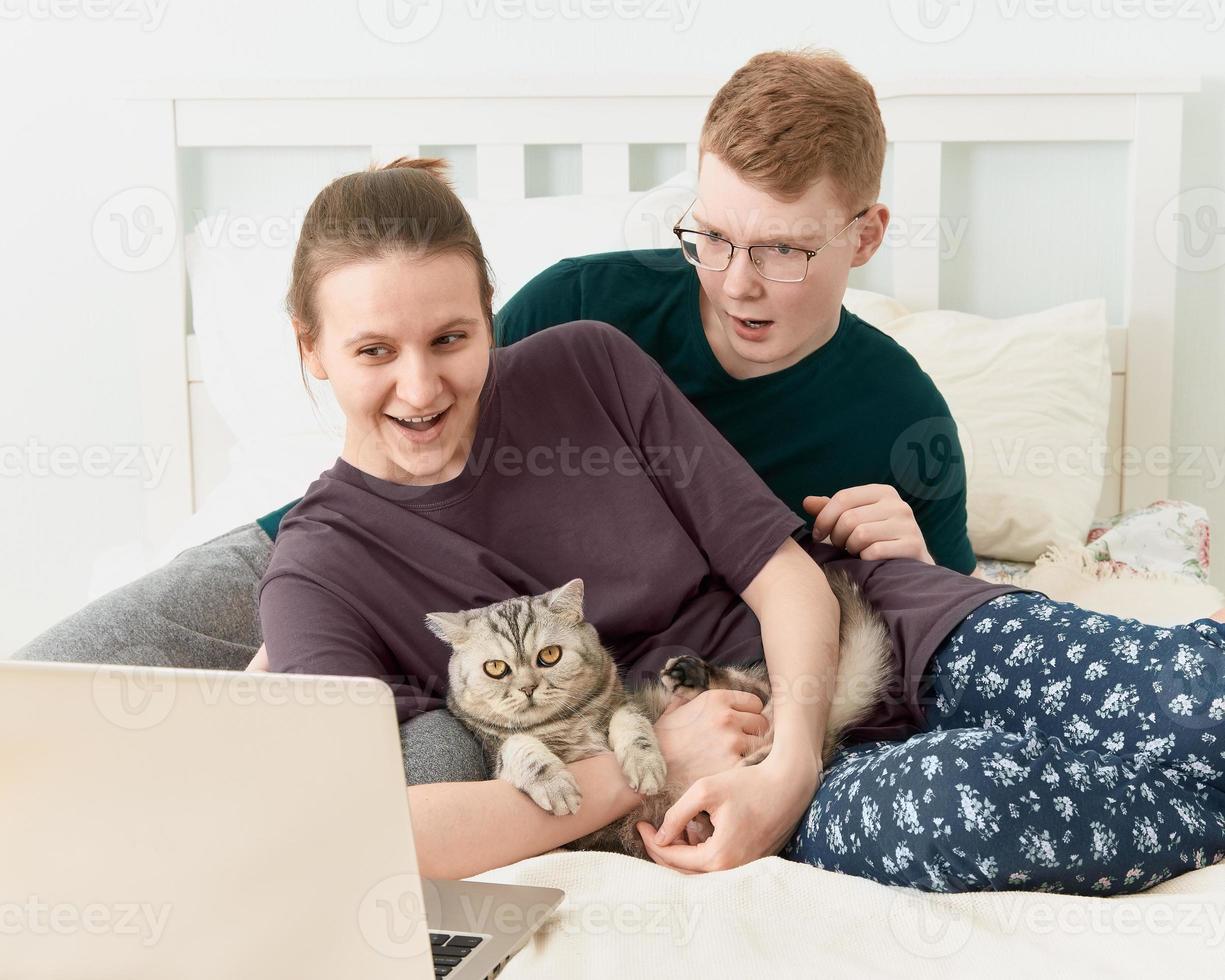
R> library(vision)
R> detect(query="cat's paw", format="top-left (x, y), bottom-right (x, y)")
top-left (619, 745), bottom-right (667, 797)
top-left (525, 767), bottom-right (583, 816)
top-left (659, 655), bottom-right (710, 698)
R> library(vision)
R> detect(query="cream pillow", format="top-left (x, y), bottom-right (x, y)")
top-left (841, 287), bottom-right (911, 327)
top-left (878, 299), bottom-right (1112, 562)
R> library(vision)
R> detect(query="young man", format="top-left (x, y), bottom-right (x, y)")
top-left (493, 49), bottom-right (973, 572)
top-left (16, 49), bottom-right (973, 785)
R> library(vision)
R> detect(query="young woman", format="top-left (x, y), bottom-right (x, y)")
top-left (257, 158), bottom-right (1225, 895)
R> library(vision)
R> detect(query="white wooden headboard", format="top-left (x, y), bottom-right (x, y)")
top-left (128, 76), bottom-right (1199, 549)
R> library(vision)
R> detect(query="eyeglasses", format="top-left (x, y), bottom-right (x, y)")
top-left (672, 201), bottom-right (871, 283)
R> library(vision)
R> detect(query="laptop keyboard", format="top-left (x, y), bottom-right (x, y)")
top-left (430, 932), bottom-right (485, 976)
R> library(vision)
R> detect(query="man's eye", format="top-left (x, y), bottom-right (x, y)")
top-left (359, 345), bottom-right (390, 357)
top-left (772, 245), bottom-right (793, 256)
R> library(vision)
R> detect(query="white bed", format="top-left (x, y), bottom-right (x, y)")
top-left (117, 74), bottom-right (1225, 971)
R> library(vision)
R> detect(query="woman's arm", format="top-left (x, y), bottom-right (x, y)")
top-left (642, 538), bottom-right (835, 870)
top-left (249, 641), bottom-right (643, 877)
top-left (409, 751), bottom-right (643, 880)
top-left (740, 536), bottom-right (839, 771)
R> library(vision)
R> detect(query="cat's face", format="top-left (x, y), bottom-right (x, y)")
top-left (425, 579), bottom-right (611, 725)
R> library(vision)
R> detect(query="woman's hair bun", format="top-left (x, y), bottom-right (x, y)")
top-left (378, 156), bottom-right (452, 185)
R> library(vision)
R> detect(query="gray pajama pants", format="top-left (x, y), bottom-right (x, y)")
top-left (9, 522), bottom-right (489, 787)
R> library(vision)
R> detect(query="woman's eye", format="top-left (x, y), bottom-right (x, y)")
top-left (771, 245), bottom-right (793, 256)
top-left (536, 645), bottom-right (562, 667)
top-left (359, 345), bottom-right (390, 357)
top-left (434, 333), bottom-right (466, 347)
top-left (484, 660), bottom-right (510, 679)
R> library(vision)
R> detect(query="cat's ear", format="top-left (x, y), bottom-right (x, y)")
top-left (424, 610), bottom-right (472, 646)
top-left (541, 578), bottom-right (585, 624)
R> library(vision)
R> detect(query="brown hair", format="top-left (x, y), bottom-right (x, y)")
top-left (286, 157), bottom-right (495, 393)
top-left (699, 48), bottom-right (886, 213)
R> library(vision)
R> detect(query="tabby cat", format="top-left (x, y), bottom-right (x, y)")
top-left (425, 574), bottom-right (892, 860)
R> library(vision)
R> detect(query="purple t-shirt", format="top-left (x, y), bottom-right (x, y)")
top-left (259, 320), bottom-right (1020, 743)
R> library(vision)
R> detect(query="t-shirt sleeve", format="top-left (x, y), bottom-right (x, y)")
top-left (258, 571), bottom-right (438, 723)
top-left (494, 259), bottom-right (584, 346)
top-left (892, 386), bottom-right (977, 574)
top-left (599, 328), bottom-right (806, 594)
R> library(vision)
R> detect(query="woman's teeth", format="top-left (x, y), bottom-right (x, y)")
top-left (391, 409), bottom-right (447, 431)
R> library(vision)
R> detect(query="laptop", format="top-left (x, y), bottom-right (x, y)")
top-left (0, 660), bottom-right (564, 979)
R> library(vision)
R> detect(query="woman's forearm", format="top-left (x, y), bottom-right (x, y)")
top-left (742, 538), bottom-right (839, 769)
top-left (408, 751), bottom-right (644, 879)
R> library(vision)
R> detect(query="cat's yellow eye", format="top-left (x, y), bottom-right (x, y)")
top-left (483, 660), bottom-right (510, 679)
top-left (536, 645), bottom-right (562, 667)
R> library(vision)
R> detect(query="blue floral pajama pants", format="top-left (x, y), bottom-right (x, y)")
top-left (779, 592), bottom-right (1225, 895)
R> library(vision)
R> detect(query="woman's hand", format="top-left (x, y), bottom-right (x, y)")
top-left (635, 750), bottom-right (822, 873)
top-left (652, 688), bottom-right (771, 790)
top-left (245, 643), bottom-right (269, 672)
top-left (804, 484), bottom-right (933, 564)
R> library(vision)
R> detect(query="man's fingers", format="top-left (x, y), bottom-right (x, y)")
top-left (802, 495), bottom-right (830, 518)
top-left (859, 538), bottom-right (918, 562)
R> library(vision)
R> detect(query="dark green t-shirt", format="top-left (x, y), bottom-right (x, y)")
top-left (259, 247), bottom-right (974, 573)
top-left (494, 249), bottom-right (975, 573)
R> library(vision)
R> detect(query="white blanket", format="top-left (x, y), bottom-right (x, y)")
top-left (471, 568), bottom-right (1225, 974)
top-left (473, 851), bottom-right (1225, 975)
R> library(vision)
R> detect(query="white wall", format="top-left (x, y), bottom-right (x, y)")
top-left (3, 0), bottom-right (1225, 653)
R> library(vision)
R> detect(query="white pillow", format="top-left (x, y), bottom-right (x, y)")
top-left (841, 287), bottom-right (910, 328)
top-left (877, 299), bottom-right (1112, 562)
top-left (464, 170), bottom-right (696, 309)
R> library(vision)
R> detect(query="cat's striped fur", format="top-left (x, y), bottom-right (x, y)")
top-left (425, 572), bottom-right (893, 860)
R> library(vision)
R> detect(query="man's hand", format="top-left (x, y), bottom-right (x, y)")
top-left (804, 485), bottom-right (933, 564)
top-left (635, 751), bottom-right (821, 873)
